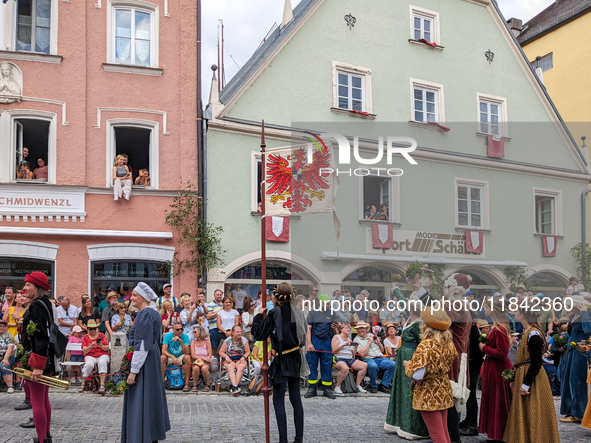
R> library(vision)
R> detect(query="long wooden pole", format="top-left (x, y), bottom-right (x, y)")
top-left (260, 120), bottom-right (271, 443)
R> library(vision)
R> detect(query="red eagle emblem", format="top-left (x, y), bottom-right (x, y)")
top-left (266, 147), bottom-right (331, 213)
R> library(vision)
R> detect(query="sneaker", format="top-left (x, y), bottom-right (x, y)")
top-left (377, 384), bottom-right (391, 394)
top-left (114, 196), bottom-right (119, 201)
top-left (234, 385), bottom-right (241, 394)
top-left (356, 385), bottom-right (367, 393)
top-left (7, 387), bottom-right (14, 393)
top-left (124, 194), bottom-right (130, 201)
top-left (368, 386), bottom-right (378, 394)
top-left (334, 386), bottom-right (343, 395)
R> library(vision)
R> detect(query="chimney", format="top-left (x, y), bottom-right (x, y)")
top-left (281, 0), bottom-right (293, 29)
top-left (208, 65), bottom-right (223, 117)
top-left (507, 18), bottom-right (523, 37)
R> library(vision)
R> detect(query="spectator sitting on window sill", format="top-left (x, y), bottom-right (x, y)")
top-left (80, 319), bottom-right (110, 393)
top-left (112, 154), bottom-right (132, 201)
top-left (16, 160), bottom-right (33, 180)
top-left (33, 157), bottom-right (48, 180)
top-left (110, 302), bottom-right (132, 335)
top-left (364, 204), bottom-right (380, 220)
top-left (134, 168), bottom-right (150, 186)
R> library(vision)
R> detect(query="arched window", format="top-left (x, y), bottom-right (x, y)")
top-left (343, 265), bottom-right (408, 300)
top-left (526, 272), bottom-right (566, 298)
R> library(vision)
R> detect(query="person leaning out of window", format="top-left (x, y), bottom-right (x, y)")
top-left (33, 157), bottom-right (48, 180)
top-left (16, 160), bottom-right (33, 179)
top-left (112, 154), bottom-right (132, 201)
top-left (134, 168), bottom-right (150, 186)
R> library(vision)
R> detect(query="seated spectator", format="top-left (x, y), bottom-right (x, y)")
top-left (16, 160), bottom-right (34, 179)
top-left (354, 321), bottom-right (395, 394)
top-left (66, 325), bottom-right (84, 383)
top-left (0, 319), bottom-right (16, 393)
top-left (110, 302), bottom-right (132, 335)
top-left (190, 325), bottom-right (212, 392)
top-left (219, 325), bottom-right (250, 395)
top-left (252, 337), bottom-right (274, 377)
top-left (383, 323), bottom-right (400, 357)
top-left (160, 300), bottom-right (180, 334)
top-left (33, 157), bottom-right (48, 180)
top-left (217, 297), bottom-right (240, 340)
top-left (180, 295), bottom-right (202, 337)
top-left (112, 155), bottom-right (132, 201)
top-left (364, 204), bottom-right (379, 220)
top-left (134, 168), bottom-right (150, 186)
top-left (241, 296), bottom-right (255, 343)
top-left (332, 323), bottom-right (367, 394)
top-left (161, 324), bottom-right (191, 392)
top-left (80, 320), bottom-right (110, 393)
top-left (57, 296), bottom-right (78, 337)
top-left (77, 296), bottom-right (100, 332)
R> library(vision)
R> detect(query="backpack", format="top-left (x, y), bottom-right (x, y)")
top-left (164, 366), bottom-right (184, 390)
top-left (340, 370), bottom-right (358, 394)
top-left (38, 300), bottom-right (68, 359)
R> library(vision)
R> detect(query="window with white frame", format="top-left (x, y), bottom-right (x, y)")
top-left (16, 0), bottom-right (52, 54)
top-left (535, 194), bottom-right (555, 234)
top-left (413, 14), bottom-right (433, 42)
top-left (337, 71), bottom-right (365, 112)
top-left (361, 175), bottom-right (396, 222)
top-left (479, 101), bottom-right (500, 136)
top-left (113, 6), bottom-right (154, 66)
top-left (413, 87), bottom-right (437, 123)
top-left (13, 118), bottom-right (50, 182)
top-left (409, 5), bottom-right (440, 45)
top-left (332, 61), bottom-right (372, 114)
top-left (456, 182), bottom-right (487, 229)
top-left (252, 155), bottom-right (263, 212)
top-left (113, 126), bottom-right (152, 186)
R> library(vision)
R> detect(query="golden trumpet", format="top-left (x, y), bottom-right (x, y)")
top-left (9, 367), bottom-right (71, 391)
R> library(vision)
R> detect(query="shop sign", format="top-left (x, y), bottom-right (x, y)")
top-left (367, 228), bottom-right (484, 257)
top-left (0, 189), bottom-right (85, 219)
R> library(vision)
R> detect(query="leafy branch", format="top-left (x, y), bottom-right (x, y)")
top-left (425, 264), bottom-right (446, 299)
top-left (570, 243), bottom-right (591, 290)
top-left (502, 266), bottom-right (535, 293)
top-left (165, 181), bottom-right (226, 279)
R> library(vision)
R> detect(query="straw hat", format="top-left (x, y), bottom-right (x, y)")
top-left (420, 307), bottom-right (452, 331)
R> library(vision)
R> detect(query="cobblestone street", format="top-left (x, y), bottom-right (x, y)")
top-left (0, 390), bottom-right (589, 443)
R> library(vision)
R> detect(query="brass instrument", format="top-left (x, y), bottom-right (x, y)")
top-left (8, 367), bottom-right (71, 390)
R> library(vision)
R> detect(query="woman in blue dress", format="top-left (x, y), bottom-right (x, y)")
top-left (557, 294), bottom-right (591, 423)
top-left (122, 282), bottom-right (171, 443)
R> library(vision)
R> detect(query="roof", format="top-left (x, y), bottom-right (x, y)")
top-left (517, 0), bottom-right (591, 44)
top-left (219, 0), bottom-right (320, 105)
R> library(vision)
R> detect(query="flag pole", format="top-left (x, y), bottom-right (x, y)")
top-left (260, 120), bottom-right (271, 443)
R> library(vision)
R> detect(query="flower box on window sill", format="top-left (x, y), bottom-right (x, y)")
top-left (533, 233), bottom-right (563, 239)
top-left (408, 39), bottom-right (444, 51)
top-left (330, 107), bottom-right (376, 120)
top-left (0, 50), bottom-right (62, 64)
top-left (102, 63), bottom-right (163, 76)
top-left (455, 227), bottom-right (491, 234)
top-left (476, 132), bottom-right (511, 142)
top-left (359, 220), bottom-right (401, 227)
top-left (408, 121), bottom-right (450, 132)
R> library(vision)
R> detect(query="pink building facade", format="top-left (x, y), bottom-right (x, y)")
top-left (0, 0), bottom-right (199, 304)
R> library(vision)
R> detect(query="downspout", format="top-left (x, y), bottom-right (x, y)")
top-left (196, 0), bottom-right (205, 287)
top-left (582, 188), bottom-right (591, 282)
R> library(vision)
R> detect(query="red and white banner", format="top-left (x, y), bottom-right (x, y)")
top-left (465, 230), bottom-right (483, 254)
top-left (372, 223), bottom-right (393, 249)
top-left (265, 216), bottom-right (289, 242)
top-left (542, 236), bottom-right (557, 257)
top-left (487, 135), bottom-right (505, 159)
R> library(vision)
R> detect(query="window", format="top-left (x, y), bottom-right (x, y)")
top-left (530, 53), bottom-right (553, 72)
top-left (332, 61), bottom-right (373, 114)
top-left (250, 153), bottom-right (262, 212)
top-left (107, 120), bottom-right (158, 189)
top-left (455, 179), bottom-right (489, 230)
top-left (413, 14), bottom-right (433, 42)
top-left (16, 0), bottom-right (51, 54)
top-left (337, 71), bottom-right (364, 112)
top-left (479, 101), bottom-right (500, 136)
top-left (361, 175), bottom-right (399, 222)
top-left (413, 87), bottom-right (437, 123)
top-left (533, 188), bottom-right (562, 236)
top-left (113, 7), bottom-right (153, 66)
top-left (13, 118), bottom-right (50, 182)
top-left (409, 5), bottom-right (440, 45)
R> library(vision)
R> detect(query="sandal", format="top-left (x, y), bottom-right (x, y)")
top-left (78, 387), bottom-right (84, 393)
top-left (98, 385), bottom-right (106, 394)
top-left (191, 386), bottom-right (198, 392)
top-left (202, 385), bottom-right (210, 392)
top-left (183, 385), bottom-right (190, 392)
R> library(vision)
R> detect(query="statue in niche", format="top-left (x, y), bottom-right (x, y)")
top-left (0, 62), bottom-right (22, 103)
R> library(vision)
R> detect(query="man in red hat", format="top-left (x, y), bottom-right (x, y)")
top-left (21, 271), bottom-right (56, 443)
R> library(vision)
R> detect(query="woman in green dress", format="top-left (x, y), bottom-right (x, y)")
top-left (384, 307), bottom-right (429, 439)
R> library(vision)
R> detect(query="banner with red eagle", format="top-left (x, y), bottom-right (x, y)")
top-left (264, 143), bottom-right (334, 216)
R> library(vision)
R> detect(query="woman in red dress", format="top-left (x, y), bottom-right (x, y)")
top-left (478, 301), bottom-right (513, 442)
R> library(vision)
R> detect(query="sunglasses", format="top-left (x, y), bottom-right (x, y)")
top-left (88, 327), bottom-right (98, 331)
top-left (174, 329), bottom-right (183, 331)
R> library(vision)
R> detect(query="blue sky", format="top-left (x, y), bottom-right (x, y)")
top-left (202, 0), bottom-right (555, 99)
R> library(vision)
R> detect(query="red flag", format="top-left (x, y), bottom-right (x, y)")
top-left (427, 121), bottom-right (451, 132)
top-left (419, 38), bottom-right (438, 47)
top-left (465, 230), bottom-right (483, 254)
top-left (542, 236), bottom-right (557, 257)
top-left (487, 135), bottom-right (505, 158)
top-left (372, 223), bottom-right (393, 249)
top-left (266, 216), bottom-right (289, 242)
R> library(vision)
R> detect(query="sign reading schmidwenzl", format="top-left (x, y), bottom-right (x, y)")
top-left (367, 228), bottom-right (484, 257)
top-left (0, 189), bottom-right (85, 216)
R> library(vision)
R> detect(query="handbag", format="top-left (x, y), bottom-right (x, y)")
top-left (38, 300), bottom-right (68, 359)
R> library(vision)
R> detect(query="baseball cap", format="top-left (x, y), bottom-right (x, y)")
top-left (493, 292), bottom-right (502, 297)
top-left (72, 325), bottom-right (83, 333)
top-left (464, 291), bottom-right (474, 297)
top-left (163, 283), bottom-right (172, 290)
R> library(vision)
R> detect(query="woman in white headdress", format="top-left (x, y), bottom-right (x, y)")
top-left (122, 282), bottom-right (170, 443)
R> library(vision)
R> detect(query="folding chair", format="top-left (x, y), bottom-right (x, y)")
top-left (60, 342), bottom-right (84, 380)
